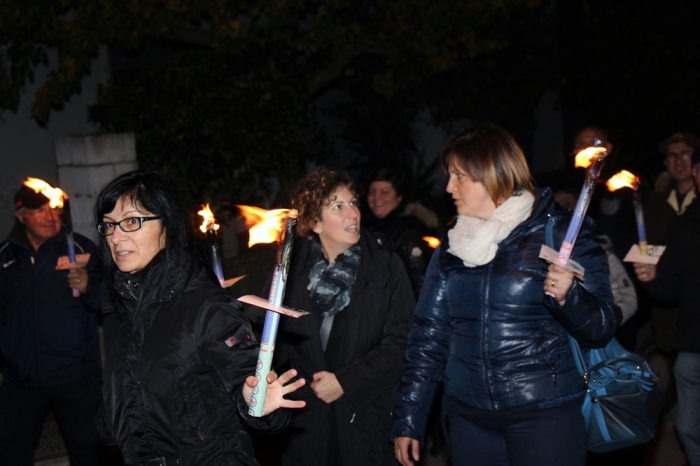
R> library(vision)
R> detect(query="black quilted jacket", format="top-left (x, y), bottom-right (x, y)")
top-left (98, 254), bottom-right (288, 465)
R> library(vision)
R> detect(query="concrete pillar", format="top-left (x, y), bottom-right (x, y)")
top-left (56, 133), bottom-right (138, 241)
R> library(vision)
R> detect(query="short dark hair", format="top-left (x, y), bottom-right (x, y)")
top-left (575, 125), bottom-right (610, 143)
top-left (291, 167), bottom-right (356, 240)
top-left (441, 123), bottom-right (536, 204)
top-left (364, 168), bottom-right (407, 198)
top-left (658, 132), bottom-right (700, 155)
top-left (94, 169), bottom-right (195, 280)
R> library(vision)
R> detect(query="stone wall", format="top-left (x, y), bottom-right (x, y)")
top-left (56, 133), bottom-right (138, 241)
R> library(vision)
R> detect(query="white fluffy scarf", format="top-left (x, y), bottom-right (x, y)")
top-left (448, 190), bottom-right (535, 267)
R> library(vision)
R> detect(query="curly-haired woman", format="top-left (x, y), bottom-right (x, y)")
top-left (274, 167), bottom-right (416, 466)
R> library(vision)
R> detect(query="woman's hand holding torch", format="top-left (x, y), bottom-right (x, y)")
top-left (237, 207), bottom-right (299, 417)
top-left (243, 369), bottom-right (306, 416)
top-left (557, 147), bottom-right (607, 267)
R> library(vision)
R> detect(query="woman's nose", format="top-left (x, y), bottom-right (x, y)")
top-left (110, 227), bottom-right (126, 244)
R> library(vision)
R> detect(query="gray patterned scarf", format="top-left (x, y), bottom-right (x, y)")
top-left (307, 241), bottom-right (361, 318)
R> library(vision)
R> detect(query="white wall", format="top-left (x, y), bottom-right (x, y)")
top-left (0, 46), bottom-right (110, 237)
top-left (56, 133), bottom-right (138, 242)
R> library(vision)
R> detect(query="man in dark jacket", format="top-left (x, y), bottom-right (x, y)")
top-left (0, 183), bottom-right (103, 465)
top-left (633, 152), bottom-right (700, 466)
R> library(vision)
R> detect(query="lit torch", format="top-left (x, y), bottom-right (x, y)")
top-left (557, 146), bottom-right (608, 267)
top-left (422, 236), bottom-right (440, 249)
top-left (237, 205), bottom-right (298, 417)
top-left (606, 170), bottom-right (647, 255)
top-left (198, 204), bottom-right (225, 285)
top-left (23, 177), bottom-right (79, 297)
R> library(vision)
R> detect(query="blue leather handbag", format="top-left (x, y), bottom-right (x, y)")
top-left (546, 218), bottom-right (664, 453)
top-left (568, 334), bottom-right (664, 453)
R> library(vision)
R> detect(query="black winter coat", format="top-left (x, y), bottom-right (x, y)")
top-left (391, 188), bottom-right (621, 443)
top-left (0, 225), bottom-right (101, 388)
top-left (363, 205), bottom-right (435, 299)
top-left (642, 198), bottom-right (700, 353)
top-left (99, 254), bottom-right (288, 465)
top-left (275, 232), bottom-right (415, 466)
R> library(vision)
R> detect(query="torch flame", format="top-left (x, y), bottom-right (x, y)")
top-left (237, 205), bottom-right (297, 247)
top-left (606, 170), bottom-right (639, 192)
top-left (423, 236), bottom-right (440, 249)
top-left (23, 177), bottom-right (67, 208)
top-left (197, 204), bottom-right (220, 233)
top-left (574, 147), bottom-right (607, 169)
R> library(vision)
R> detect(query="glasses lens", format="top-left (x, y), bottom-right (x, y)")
top-left (121, 217), bottom-right (143, 232)
top-left (97, 223), bottom-right (113, 236)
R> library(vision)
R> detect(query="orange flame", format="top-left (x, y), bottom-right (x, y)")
top-left (574, 147), bottom-right (607, 169)
top-left (197, 204), bottom-right (220, 233)
top-left (606, 170), bottom-right (638, 192)
top-left (237, 205), bottom-right (296, 247)
top-left (23, 177), bottom-right (67, 208)
top-left (423, 236), bottom-right (440, 249)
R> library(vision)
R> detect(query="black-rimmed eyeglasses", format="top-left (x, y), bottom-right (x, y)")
top-left (96, 217), bottom-right (161, 236)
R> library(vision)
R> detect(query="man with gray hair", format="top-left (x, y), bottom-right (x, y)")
top-left (0, 182), bottom-right (103, 465)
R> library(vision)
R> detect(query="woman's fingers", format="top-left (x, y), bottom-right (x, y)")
top-left (271, 368), bottom-right (296, 386)
top-left (394, 437), bottom-right (418, 466)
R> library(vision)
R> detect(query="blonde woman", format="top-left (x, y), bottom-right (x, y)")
top-left (392, 123), bottom-right (621, 466)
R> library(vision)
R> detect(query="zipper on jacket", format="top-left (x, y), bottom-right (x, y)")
top-left (126, 279), bottom-right (138, 300)
top-left (551, 365), bottom-right (557, 385)
top-left (482, 262), bottom-right (495, 406)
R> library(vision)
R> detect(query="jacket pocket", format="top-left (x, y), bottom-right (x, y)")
top-left (178, 377), bottom-right (213, 444)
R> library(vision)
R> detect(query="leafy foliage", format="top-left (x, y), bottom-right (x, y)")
top-left (2, 0), bottom-right (552, 214)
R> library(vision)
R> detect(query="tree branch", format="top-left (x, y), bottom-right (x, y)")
top-left (308, 45), bottom-right (394, 97)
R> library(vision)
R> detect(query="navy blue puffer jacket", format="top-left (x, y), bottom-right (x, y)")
top-left (0, 225), bottom-right (102, 388)
top-left (391, 188), bottom-right (621, 444)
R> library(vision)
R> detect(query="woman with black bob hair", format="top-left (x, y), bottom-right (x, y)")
top-left (391, 124), bottom-right (621, 466)
top-left (94, 169), bottom-right (305, 466)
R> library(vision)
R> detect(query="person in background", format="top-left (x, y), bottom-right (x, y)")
top-left (0, 183), bottom-right (103, 465)
top-left (642, 132), bottom-right (700, 424)
top-left (274, 167), bottom-right (415, 466)
top-left (94, 169), bottom-right (304, 466)
top-left (362, 167), bottom-right (438, 298)
top-left (392, 123), bottom-right (620, 466)
top-left (633, 150), bottom-right (700, 466)
top-left (645, 132), bottom-right (699, 243)
top-left (362, 167), bottom-right (446, 456)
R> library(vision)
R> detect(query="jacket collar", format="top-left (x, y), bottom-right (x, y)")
top-left (110, 251), bottom-right (207, 315)
top-left (502, 187), bottom-right (554, 243)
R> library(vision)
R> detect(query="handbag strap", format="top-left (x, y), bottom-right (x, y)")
top-left (545, 216), bottom-right (589, 375)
